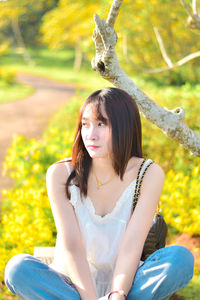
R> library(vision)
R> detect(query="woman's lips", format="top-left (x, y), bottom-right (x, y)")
top-left (87, 145), bottom-right (100, 149)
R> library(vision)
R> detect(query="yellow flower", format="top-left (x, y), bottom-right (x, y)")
top-left (192, 167), bottom-right (199, 177)
top-left (32, 163), bottom-right (42, 173)
top-left (1, 189), bottom-right (7, 196)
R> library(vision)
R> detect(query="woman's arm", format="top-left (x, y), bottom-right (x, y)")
top-left (109, 163), bottom-right (165, 299)
top-left (46, 162), bottom-right (97, 300)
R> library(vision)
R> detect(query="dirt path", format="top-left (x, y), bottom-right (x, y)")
top-left (0, 72), bottom-right (76, 202)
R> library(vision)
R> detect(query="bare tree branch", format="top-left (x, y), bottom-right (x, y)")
top-left (192, 0), bottom-right (198, 14)
top-left (180, 0), bottom-right (200, 29)
top-left (94, 14), bottom-right (109, 50)
top-left (92, 0), bottom-right (200, 156)
top-left (125, 4), bottom-right (200, 74)
top-left (153, 27), bottom-right (173, 68)
top-left (180, 0), bottom-right (194, 18)
top-left (11, 16), bottom-right (35, 66)
top-left (126, 50), bottom-right (200, 74)
top-left (107, 0), bottom-right (123, 28)
top-left (126, 23), bottom-right (200, 73)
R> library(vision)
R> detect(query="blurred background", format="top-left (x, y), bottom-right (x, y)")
top-left (0, 0), bottom-right (200, 299)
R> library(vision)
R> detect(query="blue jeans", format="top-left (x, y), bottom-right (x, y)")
top-left (4, 245), bottom-right (194, 300)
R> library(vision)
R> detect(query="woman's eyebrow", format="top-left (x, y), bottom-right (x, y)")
top-left (82, 116), bottom-right (109, 122)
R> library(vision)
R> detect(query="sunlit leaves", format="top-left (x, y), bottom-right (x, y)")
top-left (161, 167), bottom-right (200, 235)
top-left (41, 0), bottom-right (100, 49)
top-left (0, 0), bottom-right (59, 47)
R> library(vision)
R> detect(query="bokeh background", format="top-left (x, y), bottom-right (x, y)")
top-left (0, 0), bottom-right (200, 299)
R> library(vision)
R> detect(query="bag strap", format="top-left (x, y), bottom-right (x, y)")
top-left (131, 159), bottom-right (154, 214)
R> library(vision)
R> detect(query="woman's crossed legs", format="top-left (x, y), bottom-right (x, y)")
top-left (4, 245), bottom-right (194, 300)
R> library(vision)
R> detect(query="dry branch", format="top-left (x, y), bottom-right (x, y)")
top-left (192, 0), bottom-right (198, 14)
top-left (107, 0), bottom-right (123, 28)
top-left (126, 28), bottom-right (200, 74)
top-left (180, 0), bottom-right (200, 29)
top-left (154, 27), bottom-right (173, 68)
top-left (92, 0), bottom-right (200, 156)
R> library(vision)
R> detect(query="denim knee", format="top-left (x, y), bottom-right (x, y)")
top-left (168, 245), bottom-right (194, 280)
top-left (4, 253), bottom-right (33, 293)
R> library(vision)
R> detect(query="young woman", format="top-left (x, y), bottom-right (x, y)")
top-left (5, 88), bottom-right (194, 300)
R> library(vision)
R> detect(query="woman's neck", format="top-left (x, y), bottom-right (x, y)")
top-left (91, 156), bottom-right (137, 182)
top-left (91, 158), bottom-right (116, 180)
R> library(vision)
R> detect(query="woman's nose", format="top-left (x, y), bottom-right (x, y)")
top-left (87, 126), bottom-right (97, 140)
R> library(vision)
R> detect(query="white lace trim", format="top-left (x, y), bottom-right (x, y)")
top-left (83, 179), bottom-right (136, 223)
top-left (64, 158), bottom-right (152, 223)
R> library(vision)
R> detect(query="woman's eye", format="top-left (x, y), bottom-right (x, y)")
top-left (98, 122), bottom-right (105, 127)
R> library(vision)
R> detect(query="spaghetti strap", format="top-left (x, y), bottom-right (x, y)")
top-left (139, 159), bottom-right (153, 179)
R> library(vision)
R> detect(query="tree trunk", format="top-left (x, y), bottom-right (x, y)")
top-left (91, 0), bottom-right (200, 156)
top-left (11, 16), bottom-right (35, 66)
top-left (74, 44), bottom-right (83, 71)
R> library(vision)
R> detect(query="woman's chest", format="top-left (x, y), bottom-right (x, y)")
top-left (88, 187), bottom-right (123, 217)
top-left (86, 180), bottom-right (135, 218)
top-left (87, 192), bottom-right (119, 217)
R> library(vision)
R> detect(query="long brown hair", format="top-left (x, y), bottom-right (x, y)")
top-left (65, 88), bottom-right (143, 199)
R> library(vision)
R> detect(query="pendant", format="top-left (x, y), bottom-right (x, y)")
top-left (97, 182), bottom-right (102, 189)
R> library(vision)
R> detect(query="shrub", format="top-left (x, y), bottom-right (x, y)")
top-left (0, 67), bottom-right (16, 85)
top-left (0, 96), bottom-right (78, 293)
top-left (161, 166), bottom-right (200, 235)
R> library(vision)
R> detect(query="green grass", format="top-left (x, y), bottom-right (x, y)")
top-left (0, 47), bottom-right (109, 90)
top-left (0, 47), bottom-right (109, 104)
top-left (0, 81), bottom-right (34, 104)
top-left (2, 47), bottom-right (200, 110)
top-left (176, 274), bottom-right (200, 299)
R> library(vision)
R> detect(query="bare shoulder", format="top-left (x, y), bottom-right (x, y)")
top-left (143, 160), bottom-right (165, 187)
top-left (46, 158), bottom-right (73, 184)
top-left (131, 157), bottom-right (164, 178)
top-left (149, 161), bottom-right (165, 179)
top-left (135, 160), bottom-right (165, 203)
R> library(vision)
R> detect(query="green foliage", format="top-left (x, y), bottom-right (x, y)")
top-left (1, 0), bottom-right (200, 82)
top-left (0, 47), bottom-right (109, 90)
top-left (177, 274), bottom-right (200, 299)
top-left (0, 80), bottom-right (33, 104)
top-left (161, 167), bottom-right (200, 235)
top-left (0, 68), bottom-right (16, 84)
top-left (0, 86), bottom-right (199, 297)
top-left (0, 41), bottom-right (9, 56)
top-left (141, 80), bottom-right (200, 235)
top-left (0, 0), bottom-right (59, 48)
top-left (40, 0), bottom-right (98, 48)
top-left (39, 0), bottom-right (200, 83)
top-left (0, 96), bottom-right (79, 295)
top-left (117, 0), bottom-right (200, 75)
top-left (0, 65), bottom-right (33, 104)
top-left (132, 76), bottom-right (200, 174)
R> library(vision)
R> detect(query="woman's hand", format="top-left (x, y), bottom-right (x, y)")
top-left (98, 294), bottom-right (109, 300)
top-left (98, 292), bottom-right (126, 300)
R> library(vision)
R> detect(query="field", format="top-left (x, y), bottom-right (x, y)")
top-left (0, 48), bottom-right (199, 299)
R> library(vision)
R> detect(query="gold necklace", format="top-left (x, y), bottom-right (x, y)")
top-left (93, 169), bottom-right (114, 189)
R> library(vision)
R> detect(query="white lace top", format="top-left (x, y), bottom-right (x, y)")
top-left (51, 159), bottom-right (151, 297)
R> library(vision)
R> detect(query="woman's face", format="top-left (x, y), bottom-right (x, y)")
top-left (81, 103), bottom-right (112, 159)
